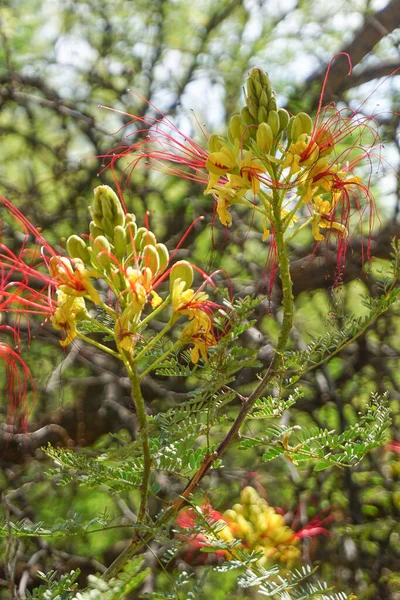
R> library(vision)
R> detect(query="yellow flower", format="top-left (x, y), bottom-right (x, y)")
top-left (205, 145), bottom-right (237, 191)
top-left (49, 256), bottom-right (100, 304)
top-left (51, 290), bottom-right (87, 346)
top-left (171, 278), bottom-right (216, 363)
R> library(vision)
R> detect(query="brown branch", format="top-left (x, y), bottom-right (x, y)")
top-left (305, 0), bottom-right (400, 104)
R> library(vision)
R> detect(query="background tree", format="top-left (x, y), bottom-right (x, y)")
top-left (1, 0), bottom-right (400, 598)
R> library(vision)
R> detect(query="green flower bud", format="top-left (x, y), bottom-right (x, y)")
top-left (156, 243), bottom-right (169, 272)
top-left (246, 94), bottom-right (259, 120)
top-left (170, 260), bottom-right (194, 291)
top-left (248, 68), bottom-right (272, 102)
top-left (208, 134), bottom-right (227, 153)
top-left (89, 221), bottom-right (103, 239)
top-left (291, 112), bottom-right (313, 141)
top-left (125, 218), bottom-right (138, 242)
top-left (268, 93), bottom-right (277, 113)
top-left (66, 235), bottom-right (90, 264)
top-left (141, 244), bottom-right (160, 275)
top-left (259, 90), bottom-right (269, 112)
top-left (232, 503), bottom-right (244, 515)
top-left (135, 227), bottom-right (156, 251)
top-left (286, 115), bottom-right (295, 144)
top-left (267, 110), bottom-right (280, 137)
top-left (240, 106), bottom-right (255, 128)
top-left (228, 114), bottom-right (242, 144)
top-left (247, 76), bottom-right (262, 101)
top-left (87, 246), bottom-right (101, 271)
top-left (93, 235), bottom-right (112, 270)
top-left (256, 122), bottom-right (273, 154)
top-left (113, 225), bottom-right (127, 260)
top-left (224, 509), bottom-right (238, 522)
top-left (101, 217), bottom-right (116, 239)
top-left (277, 108), bottom-right (290, 132)
top-left (257, 106), bottom-right (268, 125)
top-left (92, 185), bottom-right (125, 232)
top-left (240, 486), bottom-right (258, 505)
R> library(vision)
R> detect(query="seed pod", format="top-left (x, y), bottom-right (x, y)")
top-left (228, 114), bottom-right (242, 144)
top-left (93, 235), bottom-right (112, 270)
top-left (113, 225), bottom-right (127, 260)
top-left (66, 235), bottom-right (90, 264)
top-left (170, 260), bottom-right (193, 290)
top-left (256, 122), bottom-right (273, 154)
top-left (156, 243), bottom-right (169, 272)
top-left (291, 112), bottom-right (313, 141)
top-left (267, 110), bottom-right (280, 137)
top-left (277, 108), bottom-right (290, 132)
top-left (141, 244), bottom-right (160, 275)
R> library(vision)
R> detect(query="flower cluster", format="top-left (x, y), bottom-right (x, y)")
top-left (105, 59), bottom-right (377, 266)
top-left (177, 486), bottom-right (330, 567)
top-left (0, 186), bottom-right (223, 415)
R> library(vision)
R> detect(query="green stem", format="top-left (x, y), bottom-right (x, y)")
top-left (139, 339), bottom-right (182, 381)
top-left (134, 320), bottom-right (173, 362)
top-left (76, 332), bottom-right (121, 360)
top-left (284, 216), bottom-right (313, 244)
top-left (123, 357), bottom-right (151, 524)
top-left (138, 294), bottom-right (171, 329)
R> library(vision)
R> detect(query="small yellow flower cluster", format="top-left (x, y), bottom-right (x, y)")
top-left (48, 185), bottom-right (218, 362)
top-left (223, 486), bottom-right (301, 566)
top-left (199, 68), bottom-right (370, 245)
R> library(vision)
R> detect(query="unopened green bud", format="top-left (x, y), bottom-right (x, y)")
top-left (268, 93), bottom-right (277, 113)
top-left (66, 235), bottom-right (90, 263)
top-left (248, 68), bottom-right (272, 101)
top-left (125, 219), bottom-right (138, 242)
top-left (92, 185), bottom-right (125, 231)
top-left (257, 106), bottom-right (268, 124)
top-left (241, 106), bottom-right (255, 128)
top-left (277, 108), bottom-right (290, 132)
top-left (156, 243), bottom-right (169, 272)
top-left (93, 235), bottom-right (112, 270)
top-left (291, 112), bottom-right (313, 141)
top-left (135, 227), bottom-right (156, 251)
top-left (286, 116), bottom-right (295, 144)
top-left (113, 225), bottom-right (127, 260)
top-left (170, 260), bottom-right (194, 291)
top-left (256, 122), bottom-right (273, 153)
top-left (247, 76), bottom-right (262, 101)
top-left (228, 114), bottom-right (242, 144)
top-left (259, 90), bottom-right (269, 111)
top-left (224, 509), bottom-right (238, 522)
top-left (246, 94), bottom-right (259, 120)
top-left (89, 221), bottom-right (103, 239)
top-left (208, 134), bottom-right (226, 153)
top-left (267, 110), bottom-right (280, 137)
top-left (87, 246), bottom-right (100, 270)
top-left (141, 244), bottom-right (160, 275)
